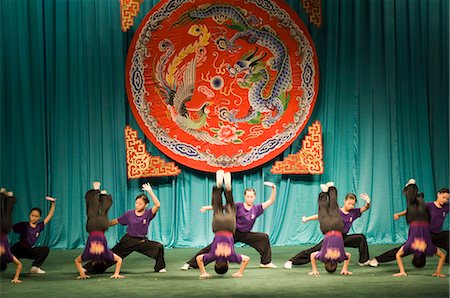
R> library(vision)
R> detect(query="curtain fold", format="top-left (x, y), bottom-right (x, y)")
top-left (1, 0), bottom-right (448, 249)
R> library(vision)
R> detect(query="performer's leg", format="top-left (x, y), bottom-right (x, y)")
top-left (343, 234), bottom-right (369, 263)
top-left (289, 241), bottom-right (323, 265)
top-left (235, 231), bottom-right (272, 264)
top-left (211, 186), bottom-right (223, 215)
top-left (135, 239), bottom-right (166, 272)
top-left (431, 231), bottom-right (449, 263)
top-left (1, 193), bottom-right (16, 234)
top-left (373, 246), bottom-right (402, 263)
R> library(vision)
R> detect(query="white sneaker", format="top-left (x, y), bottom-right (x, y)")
top-left (405, 179), bottom-right (416, 187)
top-left (284, 261), bottom-right (293, 269)
top-left (216, 170), bottom-right (224, 188)
top-left (320, 184), bottom-right (329, 192)
top-left (260, 262), bottom-right (277, 269)
top-left (158, 268), bottom-right (167, 273)
top-left (369, 259), bottom-right (379, 267)
top-left (358, 260), bottom-right (371, 266)
top-left (30, 266), bottom-right (46, 274)
top-left (180, 263), bottom-right (190, 271)
top-left (224, 172), bottom-right (232, 191)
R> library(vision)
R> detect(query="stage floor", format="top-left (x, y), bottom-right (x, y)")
top-left (1, 245), bottom-right (449, 297)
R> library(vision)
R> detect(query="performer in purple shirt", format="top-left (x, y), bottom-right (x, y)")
top-left (182, 178), bottom-right (277, 270)
top-left (196, 171), bottom-right (250, 279)
top-left (0, 188), bottom-right (22, 283)
top-left (369, 187), bottom-right (449, 267)
top-left (11, 194), bottom-right (55, 275)
top-left (284, 190), bottom-right (371, 269)
top-left (74, 182), bottom-right (123, 280)
top-left (309, 182), bottom-right (352, 275)
top-left (392, 179), bottom-right (446, 277)
top-left (84, 182), bottom-right (166, 274)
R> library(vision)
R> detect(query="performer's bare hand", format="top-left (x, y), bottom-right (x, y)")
top-left (76, 274), bottom-right (90, 280)
top-left (302, 216), bottom-right (308, 223)
top-left (308, 270), bottom-right (319, 276)
top-left (340, 270), bottom-right (352, 275)
top-left (232, 272), bottom-right (243, 278)
top-left (11, 279), bottom-right (22, 284)
top-left (199, 272), bottom-right (212, 279)
top-left (142, 183), bottom-right (153, 193)
top-left (393, 213), bottom-right (400, 220)
top-left (432, 272), bottom-right (446, 278)
top-left (359, 193), bottom-right (371, 204)
top-left (393, 272), bottom-right (407, 277)
top-left (110, 274), bottom-right (125, 279)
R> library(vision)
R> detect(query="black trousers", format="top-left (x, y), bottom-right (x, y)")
top-left (84, 234), bottom-right (166, 273)
top-left (85, 190), bottom-right (111, 232)
top-left (289, 233), bottom-right (370, 265)
top-left (375, 230), bottom-right (449, 264)
top-left (0, 193), bottom-right (16, 234)
top-left (186, 229), bottom-right (272, 267)
top-left (11, 242), bottom-right (49, 267)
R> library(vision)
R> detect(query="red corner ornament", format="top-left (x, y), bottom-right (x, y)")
top-left (121, 0), bottom-right (144, 32)
top-left (125, 126), bottom-right (181, 178)
top-left (271, 120), bottom-right (323, 174)
top-left (301, 0), bottom-right (322, 28)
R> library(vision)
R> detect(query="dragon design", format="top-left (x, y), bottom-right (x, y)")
top-left (178, 4), bottom-right (293, 128)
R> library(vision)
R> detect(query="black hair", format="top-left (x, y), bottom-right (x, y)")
top-left (344, 193), bottom-right (357, 203)
top-left (324, 261), bottom-right (337, 273)
top-left (244, 188), bottom-right (256, 196)
top-left (438, 188), bottom-right (449, 194)
top-left (412, 255), bottom-right (426, 268)
top-left (30, 207), bottom-right (42, 216)
top-left (91, 260), bottom-right (108, 274)
top-left (214, 261), bottom-right (229, 275)
top-left (135, 194), bottom-right (149, 204)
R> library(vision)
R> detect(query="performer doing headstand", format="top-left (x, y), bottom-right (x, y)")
top-left (309, 182), bottom-right (352, 276)
top-left (392, 179), bottom-right (446, 277)
top-left (196, 171), bottom-right (250, 279)
top-left (74, 182), bottom-right (123, 280)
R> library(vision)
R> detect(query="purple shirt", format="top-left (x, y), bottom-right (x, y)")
top-left (203, 232), bottom-right (242, 265)
top-left (235, 202), bottom-right (264, 233)
top-left (425, 202), bottom-right (449, 234)
top-left (338, 208), bottom-right (361, 234)
top-left (117, 209), bottom-right (154, 238)
top-left (315, 231), bottom-right (348, 263)
top-left (12, 221), bottom-right (45, 247)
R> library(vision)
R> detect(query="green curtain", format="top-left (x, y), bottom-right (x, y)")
top-left (1, 0), bottom-right (448, 249)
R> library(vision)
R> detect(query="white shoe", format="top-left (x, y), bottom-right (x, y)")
top-left (260, 262), bottom-right (277, 269)
top-left (326, 181), bottom-right (334, 188)
top-left (180, 263), bottom-right (190, 271)
top-left (224, 172), bottom-right (232, 191)
top-left (369, 259), bottom-right (379, 267)
top-left (158, 268), bottom-right (167, 273)
top-left (30, 266), bottom-right (46, 274)
top-left (405, 179), bottom-right (416, 187)
top-left (284, 261), bottom-right (293, 269)
top-left (358, 260), bottom-right (371, 266)
top-left (320, 184), bottom-right (329, 192)
top-left (216, 170), bottom-right (224, 188)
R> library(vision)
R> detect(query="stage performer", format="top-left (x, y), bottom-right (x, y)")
top-left (369, 187), bottom-right (449, 267)
top-left (392, 179), bottom-right (445, 277)
top-left (74, 182), bottom-right (123, 280)
top-left (83, 182), bottom-right (166, 274)
top-left (0, 188), bottom-right (22, 283)
top-left (11, 195), bottom-right (56, 274)
top-left (196, 171), bottom-right (250, 279)
top-left (308, 183), bottom-right (352, 276)
top-left (285, 190), bottom-right (371, 269)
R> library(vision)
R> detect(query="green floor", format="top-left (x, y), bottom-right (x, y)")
top-left (1, 245), bottom-right (448, 297)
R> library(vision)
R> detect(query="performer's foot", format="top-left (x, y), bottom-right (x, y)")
top-left (93, 181), bottom-right (101, 190)
top-left (369, 259), bottom-right (379, 267)
top-left (224, 172), bottom-right (232, 192)
top-left (405, 179), bottom-right (416, 187)
top-left (6, 191), bottom-right (13, 197)
top-left (0, 187), bottom-right (6, 194)
top-left (260, 262), bottom-right (277, 269)
top-left (216, 170), bottom-right (224, 188)
top-left (158, 268), bottom-right (167, 273)
top-left (30, 266), bottom-right (46, 274)
top-left (358, 260), bottom-right (371, 266)
top-left (283, 261), bottom-right (293, 269)
top-left (326, 181), bottom-right (334, 188)
top-left (320, 184), bottom-right (329, 193)
top-left (180, 263), bottom-right (190, 271)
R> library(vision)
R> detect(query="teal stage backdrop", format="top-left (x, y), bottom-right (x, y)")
top-left (1, 0), bottom-right (448, 250)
